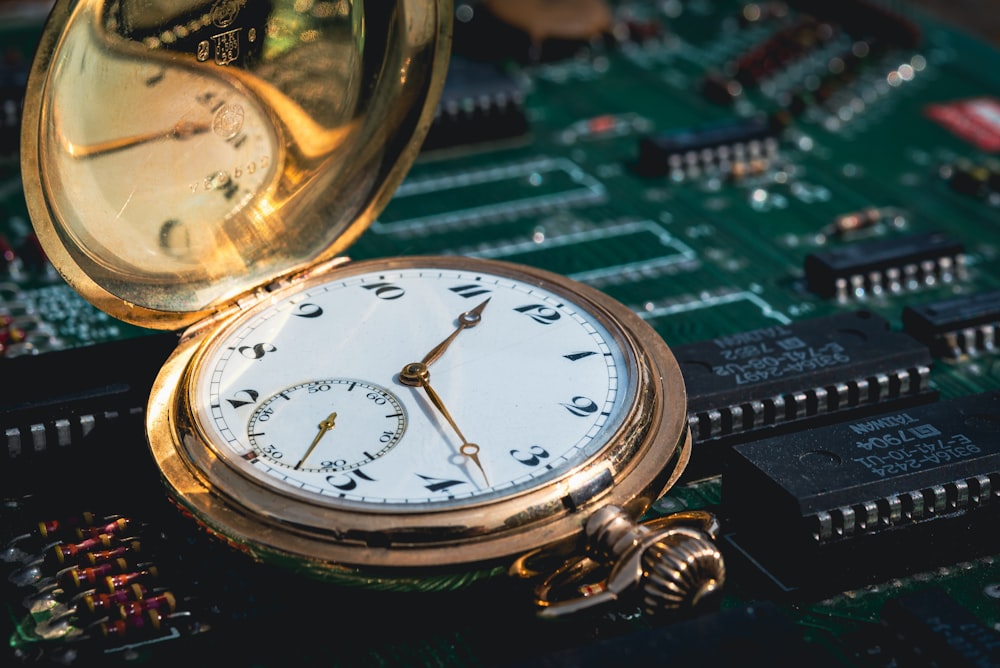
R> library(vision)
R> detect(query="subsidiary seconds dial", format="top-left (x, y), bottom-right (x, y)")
top-left (247, 380), bottom-right (407, 473)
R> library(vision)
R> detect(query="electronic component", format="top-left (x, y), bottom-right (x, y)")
top-left (701, 16), bottom-right (837, 105)
top-left (879, 587), bottom-right (1000, 668)
top-left (786, 0), bottom-right (922, 49)
top-left (902, 289), bottom-right (1000, 358)
top-left (0, 497), bottom-right (208, 662)
top-left (452, 0), bottom-right (613, 63)
top-left (0, 333), bottom-right (178, 460)
top-left (944, 157), bottom-right (1000, 200)
top-left (734, 16), bottom-right (835, 89)
top-left (634, 115), bottom-right (784, 179)
top-left (704, 0), bottom-right (921, 114)
top-left (677, 310), bottom-right (934, 477)
top-left (724, 391), bottom-right (1000, 594)
top-left (422, 57), bottom-right (530, 152)
top-left (804, 231), bottom-right (967, 300)
top-left (774, 41), bottom-right (871, 118)
top-left (822, 206), bottom-right (905, 239)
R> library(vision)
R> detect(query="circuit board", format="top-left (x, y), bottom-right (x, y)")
top-left (3, 0), bottom-right (1000, 665)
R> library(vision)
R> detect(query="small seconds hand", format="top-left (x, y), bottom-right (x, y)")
top-left (294, 411), bottom-right (337, 470)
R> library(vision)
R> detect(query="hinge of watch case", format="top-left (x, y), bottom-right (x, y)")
top-left (179, 256), bottom-right (353, 344)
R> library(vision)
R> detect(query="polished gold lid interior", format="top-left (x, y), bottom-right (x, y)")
top-left (20, 0), bottom-right (451, 329)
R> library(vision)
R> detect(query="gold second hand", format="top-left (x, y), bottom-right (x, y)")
top-left (295, 411), bottom-right (337, 470)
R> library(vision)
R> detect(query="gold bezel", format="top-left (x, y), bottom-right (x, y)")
top-left (146, 256), bottom-right (689, 586)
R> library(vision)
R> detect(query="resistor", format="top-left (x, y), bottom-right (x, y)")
top-left (729, 157), bottom-right (771, 181)
top-left (4, 515), bottom-right (132, 566)
top-left (97, 608), bottom-right (163, 641)
top-left (79, 583), bottom-right (149, 617)
top-left (824, 206), bottom-right (902, 237)
top-left (59, 558), bottom-right (132, 591)
top-left (117, 591), bottom-right (176, 620)
top-left (72, 541), bottom-right (142, 569)
top-left (731, 17), bottom-right (836, 87)
top-left (49, 534), bottom-right (114, 566)
top-left (37, 513), bottom-right (131, 542)
top-left (103, 564), bottom-right (159, 594)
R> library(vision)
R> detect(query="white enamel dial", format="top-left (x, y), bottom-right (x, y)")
top-left (191, 260), bottom-right (633, 508)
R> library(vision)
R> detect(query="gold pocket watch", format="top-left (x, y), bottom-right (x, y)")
top-left (20, 0), bottom-right (722, 616)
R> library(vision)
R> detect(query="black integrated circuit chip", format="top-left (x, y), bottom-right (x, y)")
top-left (676, 310), bottom-right (934, 476)
top-left (804, 231), bottom-right (966, 300)
top-left (787, 0), bottom-right (922, 49)
top-left (634, 115), bottom-right (783, 177)
top-left (0, 332), bottom-right (178, 461)
top-left (724, 391), bottom-right (1000, 594)
top-left (421, 57), bottom-right (530, 152)
top-left (902, 289), bottom-right (1000, 358)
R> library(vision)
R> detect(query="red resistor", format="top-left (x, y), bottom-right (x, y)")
top-left (37, 512), bottom-right (98, 540)
top-left (60, 558), bottom-right (129, 591)
top-left (76, 541), bottom-right (141, 567)
top-left (104, 565), bottom-right (159, 594)
top-left (81, 583), bottom-right (148, 616)
top-left (99, 609), bottom-right (163, 640)
top-left (118, 592), bottom-right (176, 619)
top-left (52, 534), bottom-right (113, 565)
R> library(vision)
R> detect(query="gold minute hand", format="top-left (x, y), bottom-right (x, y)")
top-left (399, 362), bottom-right (488, 484)
top-left (67, 121), bottom-right (211, 159)
top-left (419, 298), bottom-right (490, 367)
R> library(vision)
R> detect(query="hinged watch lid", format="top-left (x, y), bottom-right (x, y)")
top-left (20, 0), bottom-right (451, 330)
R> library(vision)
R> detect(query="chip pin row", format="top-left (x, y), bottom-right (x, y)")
top-left (834, 255), bottom-right (968, 301)
top-left (690, 366), bottom-right (929, 441)
top-left (811, 473), bottom-right (998, 543)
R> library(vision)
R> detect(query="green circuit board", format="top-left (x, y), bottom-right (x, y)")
top-left (3, 1), bottom-right (1000, 665)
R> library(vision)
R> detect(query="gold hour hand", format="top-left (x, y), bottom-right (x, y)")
top-left (67, 121), bottom-right (211, 159)
top-left (399, 362), bottom-right (488, 484)
top-left (420, 298), bottom-right (490, 367)
top-left (295, 411), bottom-right (338, 470)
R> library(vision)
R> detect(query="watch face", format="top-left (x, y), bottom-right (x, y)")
top-left (189, 259), bottom-right (636, 508)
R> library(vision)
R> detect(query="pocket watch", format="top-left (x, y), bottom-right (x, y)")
top-left (20, 0), bottom-right (722, 616)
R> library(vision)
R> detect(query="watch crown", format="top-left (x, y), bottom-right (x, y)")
top-left (638, 527), bottom-right (726, 615)
top-left (533, 505), bottom-right (725, 619)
